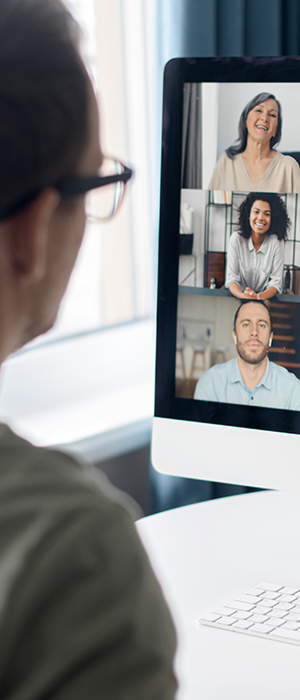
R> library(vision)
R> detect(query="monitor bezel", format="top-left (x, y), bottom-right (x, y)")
top-left (155, 57), bottom-right (300, 464)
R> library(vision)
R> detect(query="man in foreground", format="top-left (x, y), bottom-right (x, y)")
top-left (0, 1), bottom-right (177, 697)
top-left (195, 300), bottom-right (300, 410)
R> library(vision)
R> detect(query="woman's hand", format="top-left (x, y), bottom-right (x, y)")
top-left (243, 287), bottom-right (260, 299)
top-left (228, 283), bottom-right (277, 300)
top-left (228, 283), bottom-right (261, 299)
top-left (243, 286), bottom-right (278, 300)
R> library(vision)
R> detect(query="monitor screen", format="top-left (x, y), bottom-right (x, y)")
top-left (153, 57), bottom-right (300, 491)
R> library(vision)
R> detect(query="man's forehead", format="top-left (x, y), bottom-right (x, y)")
top-left (237, 305), bottom-right (270, 325)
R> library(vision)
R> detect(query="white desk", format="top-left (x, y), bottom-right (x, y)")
top-left (136, 490), bottom-right (300, 700)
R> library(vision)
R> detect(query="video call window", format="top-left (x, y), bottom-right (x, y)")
top-left (177, 81), bottom-right (300, 411)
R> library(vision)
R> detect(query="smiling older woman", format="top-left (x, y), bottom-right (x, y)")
top-left (226, 192), bottom-right (290, 300)
top-left (209, 92), bottom-right (300, 193)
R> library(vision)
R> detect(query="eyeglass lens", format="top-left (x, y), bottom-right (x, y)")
top-left (86, 157), bottom-right (126, 221)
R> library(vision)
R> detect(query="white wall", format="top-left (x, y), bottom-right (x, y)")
top-left (177, 294), bottom-right (239, 377)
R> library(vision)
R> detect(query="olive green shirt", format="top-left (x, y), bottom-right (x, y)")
top-left (0, 424), bottom-right (177, 699)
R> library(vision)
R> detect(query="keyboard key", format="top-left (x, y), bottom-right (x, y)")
top-left (261, 591), bottom-right (280, 600)
top-left (270, 627), bottom-right (300, 643)
top-left (267, 609), bottom-right (287, 619)
top-left (226, 601), bottom-right (254, 612)
top-left (231, 610), bottom-right (252, 620)
top-left (281, 587), bottom-right (299, 595)
top-left (246, 587), bottom-right (265, 597)
top-left (233, 620), bottom-right (253, 630)
top-left (275, 602), bottom-right (294, 611)
top-left (250, 623), bottom-right (275, 634)
top-left (267, 618), bottom-right (284, 627)
top-left (218, 616), bottom-right (236, 627)
top-left (248, 613), bottom-right (269, 623)
top-left (283, 612), bottom-right (300, 622)
top-left (214, 606), bottom-right (235, 617)
top-left (235, 594), bottom-right (262, 605)
top-left (255, 606), bottom-right (272, 615)
top-left (277, 594), bottom-right (296, 603)
top-left (281, 621), bottom-right (300, 631)
top-left (201, 612), bottom-right (221, 623)
top-left (257, 583), bottom-right (283, 592)
top-left (264, 600), bottom-right (278, 608)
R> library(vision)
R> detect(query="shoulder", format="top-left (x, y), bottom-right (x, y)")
top-left (209, 152), bottom-right (241, 189)
top-left (0, 425), bottom-right (147, 578)
top-left (215, 152), bottom-right (236, 170)
top-left (229, 231), bottom-right (244, 246)
top-left (0, 425), bottom-right (178, 698)
top-left (194, 360), bottom-right (236, 401)
top-left (265, 234), bottom-right (284, 249)
top-left (269, 362), bottom-right (300, 385)
top-left (212, 152), bottom-right (234, 174)
top-left (0, 422), bottom-right (140, 524)
top-left (196, 359), bottom-right (234, 384)
top-left (274, 152), bottom-right (300, 172)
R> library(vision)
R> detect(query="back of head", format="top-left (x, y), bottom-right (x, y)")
top-left (0, 0), bottom-right (89, 219)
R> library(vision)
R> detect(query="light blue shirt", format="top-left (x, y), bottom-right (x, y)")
top-left (225, 231), bottom-right (284, 294)
top-left (194, 358), bottom-right (300, 410)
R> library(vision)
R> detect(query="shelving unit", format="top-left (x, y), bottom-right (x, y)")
top-left (203, 190), bottom-right (245, 288)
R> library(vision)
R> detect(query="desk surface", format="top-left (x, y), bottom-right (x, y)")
top-left (136, 490), bottom-right (300, 700)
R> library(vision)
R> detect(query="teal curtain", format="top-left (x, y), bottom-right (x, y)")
top-left (157, 0), bottom-right (300, 61)
top-left (151, 0), bottom-right (300, 512)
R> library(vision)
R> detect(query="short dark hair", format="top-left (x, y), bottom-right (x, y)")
top-left (226, 92), bottom-right (282, 159)
top-left (233, 300), bottom-right (272, 332)
top-left (0, 0), bottom-right (89, 219)
top-left (237, 192), bottom-right (290, 242)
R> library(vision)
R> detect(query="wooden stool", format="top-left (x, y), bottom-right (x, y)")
top-left (176, 342), bottom-right (186, 380)
top-left (190, 344), bottom-right (206, 379)
top-left (214, 345), bottom-right (227, 364)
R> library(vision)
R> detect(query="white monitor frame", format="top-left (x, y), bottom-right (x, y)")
top-left (153, 57), bottom-right (300, 490)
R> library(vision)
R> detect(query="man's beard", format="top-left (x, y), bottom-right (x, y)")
top-left (237, 341), bottom-right (269, 365)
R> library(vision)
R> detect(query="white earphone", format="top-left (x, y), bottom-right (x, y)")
top-left (234, 336), bottom-right (237, 345)
top-left (269, 337), bottom-right (272, 348)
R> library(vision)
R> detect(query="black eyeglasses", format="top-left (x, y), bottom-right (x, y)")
top-left (56, 157), bottom-right (134, 221)
top-left (0, 157), bottom-right (134, 222)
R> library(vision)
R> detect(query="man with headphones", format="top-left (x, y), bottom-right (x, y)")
top-left (194, 300), bottom-right (300, 410)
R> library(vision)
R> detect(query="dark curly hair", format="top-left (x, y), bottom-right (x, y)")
top-left (226, 92), bottom-right (282, 160)
top-left (237, 192), bottom-right (290, 242)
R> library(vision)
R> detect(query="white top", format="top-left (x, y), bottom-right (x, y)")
top-left (225, 230), bottom-right (284, 293)
top-left (209, 151), bottom-right (300, 193)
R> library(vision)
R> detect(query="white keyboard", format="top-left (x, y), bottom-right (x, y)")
top-left (200, 582), bottom-right (300, 645)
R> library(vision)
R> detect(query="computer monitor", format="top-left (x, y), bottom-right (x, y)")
top-left (152, 57), bottom-right (300, 491)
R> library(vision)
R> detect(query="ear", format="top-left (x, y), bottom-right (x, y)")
top-left (232, 330), bottom-right (237, 345)
top-left (8, 188), bottom-right (60, 284)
